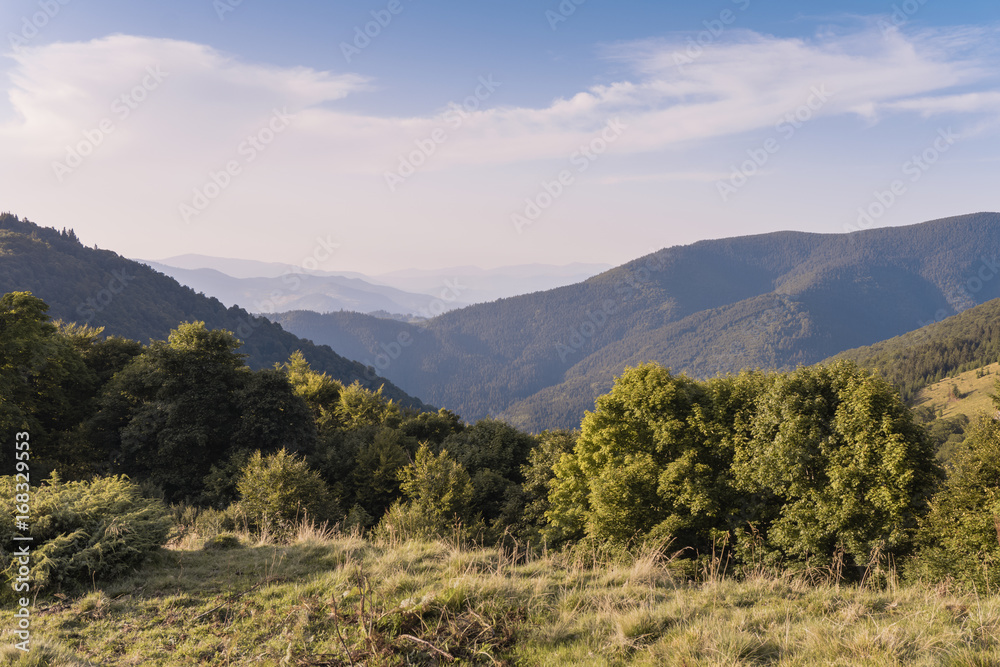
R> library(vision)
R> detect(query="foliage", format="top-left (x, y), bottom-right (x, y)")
top-left (386, 443), bottom-right (473, 539)
top-left (0, 475), bottom-right (171, 595)
top-left (550, 362), bottom-right (940, 568)
top-left (912, 410), bottom-right (1000, 588)
top-left (235, 449), bottom-right (339, 539)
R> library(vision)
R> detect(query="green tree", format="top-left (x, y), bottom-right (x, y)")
top-left (733, 362), bottom-right (939, 566)
top-left (93, 322), bottom-right (248, 502)
top-left (397, 443), bottom-right (473, 527)
top-left (548, 364), bottom-right (729, 547)
top-left (235, 449), bottom-right (339, 538)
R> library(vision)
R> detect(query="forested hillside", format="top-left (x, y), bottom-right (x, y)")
top-left (273, 213), bottom-right (1000, 431)
top-left (0, 214), bottom-right (428, 409)
top-left (828, 297), bottom-right (1000, 401)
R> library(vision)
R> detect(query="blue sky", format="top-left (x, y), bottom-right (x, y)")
top-left (1, 0), bottom-right (999, 273)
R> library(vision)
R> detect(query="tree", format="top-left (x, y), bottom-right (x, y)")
top-left (548, 364), bottom-right (729, 547)
top-left (733, 362), bottom-right (939, 565)
top-left (235, 449), bottom-right (339, 538)
top-left (94, 322), bottom-right (248, 502)
top-left (397, 443), bottom-right (473, 527)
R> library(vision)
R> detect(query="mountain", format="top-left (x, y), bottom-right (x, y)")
top-left (827, 295), bottom-right (1000, 402)
top-left (141, 262), bottom-right (456, 317)
top-left (0, 214), bottom-right (430, 410)
top-left (147, 254), bottom-right (612, 310)
top-left (270, 213), bottom-right (1000, 431)
top-left (372, 263), bottom-right (614, 304)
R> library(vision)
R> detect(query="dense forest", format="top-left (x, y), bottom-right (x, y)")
top-left (4, 290), bottom-right (1000, 601)
top-left (0, 214), bottom-right (427, 410)
top-left (272, 213), bottom-right (1000, 431)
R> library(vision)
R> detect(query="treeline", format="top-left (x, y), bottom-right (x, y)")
top-left (0, 214), bottom-right (427, 409)
top-left (831, 297), bottom-right (1000, 402)
top-left (0, 291), bottom-right (547, 543)
top-left (4, 291), bottom-right (1000, 593)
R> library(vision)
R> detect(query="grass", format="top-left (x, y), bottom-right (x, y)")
top-left (3, 524), bottom-right (1000, 665)
top-left (913, 362), bottom-right (1000, 421)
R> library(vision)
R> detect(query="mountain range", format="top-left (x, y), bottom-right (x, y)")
top-left (269, 213), bottom-right (1000, 431)
top-left (0, 214), bottom-right (429, 410)
top-left (143, 254), bottom-right (611, 317)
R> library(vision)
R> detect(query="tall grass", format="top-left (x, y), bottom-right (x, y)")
top-left (3, 518), bottom-right (1000, 665)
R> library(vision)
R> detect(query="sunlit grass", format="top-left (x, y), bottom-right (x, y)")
top-left (2, 523), bottom-right (1000, 665)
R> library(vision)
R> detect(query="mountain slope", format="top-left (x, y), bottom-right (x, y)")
top-left (141, 262), bottom-right (452, 316)
top-left (272, 213), bottom-right (1000, 431)
top-left (0, 214), bottom-right (429, 410)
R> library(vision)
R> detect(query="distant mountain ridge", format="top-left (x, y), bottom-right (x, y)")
top-left (145, 254), bottom-right (612, 312)
top-left (270, 213), bottom-right (1000, 431)
top-left (0, 214), bottom-right (430, 410)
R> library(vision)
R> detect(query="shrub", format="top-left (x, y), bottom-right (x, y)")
top-left (235, 449), bottom-right (339, 539)
top-left (0, 475), bottom-right (172, 596)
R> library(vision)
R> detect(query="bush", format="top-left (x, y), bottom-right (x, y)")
top-left (911, 415), bottom-right (1000, 588)
top-left (235, 449), bottom-right (339, 539)
top-left (0, 475), bottom-right (172, 596)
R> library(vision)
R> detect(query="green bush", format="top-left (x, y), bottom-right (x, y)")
top-left (235, 449), bottom-right (339, 539)
top-left (911, 415), bottom-right (1000, 588)
top-left (0, 475), bottom-right (172, 595)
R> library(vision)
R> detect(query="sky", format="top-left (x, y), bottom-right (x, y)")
top-left (1, 0), bottom-right (999, 274)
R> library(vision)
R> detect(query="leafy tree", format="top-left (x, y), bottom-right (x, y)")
top-left (733, 361), bottom-right (940, 566)
top-left (397, 443), bottom-right (473, 527)
top-left (520, 430), bottom-right (577, 544)
top-left (442, 418), bottom-right (537, 533)
top-left (235, 449), bottom-right (339, 538)
top-left (93, 322), bottom-right (248, 501)
top-left (548, 364), bottom-right (728, 547)
top-left (0, 292), bottom-right (96, 475)
top-left (913, 384), bottom-right (1000, 587)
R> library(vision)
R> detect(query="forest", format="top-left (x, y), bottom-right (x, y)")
top-left (4, 289), bottom-right (1000, 594)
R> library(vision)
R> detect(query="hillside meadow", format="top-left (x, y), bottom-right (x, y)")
top-left (3, 523), bottom-right (1000, 666)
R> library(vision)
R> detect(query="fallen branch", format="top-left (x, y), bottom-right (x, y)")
top-left (398, 634), bottom-right (455, 661)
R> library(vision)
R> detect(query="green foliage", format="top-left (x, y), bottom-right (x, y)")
top-left (0, 475), bottom-right (171, 595)
top-left (733, 362), bottom-right (940, 566)
top-left (395, 444), bottom-right (473, 531)
top-left (550, 364), bottom-right (734, 548)
top-left (549, 362), bottom-right (939, 568)
top-left (520, 430), bottom-right (577, 544)
top-left (202, 532), bottom-right (241, 551)
top-left (235, 449), bottom-right (339, 538)
top-left (912, 416), bottom-right (1000, 588)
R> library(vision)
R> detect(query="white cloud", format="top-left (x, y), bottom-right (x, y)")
top-left (1, 24), bottom-right (998, 269)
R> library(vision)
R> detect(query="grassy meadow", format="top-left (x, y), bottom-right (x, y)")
top-left (3, 524), bottom-right (1000, 666)
top-left (913, 363), bottom-right (1000, 422)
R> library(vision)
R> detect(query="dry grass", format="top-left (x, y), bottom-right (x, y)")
top-left (3, 522), bottom-right (1000, 665)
